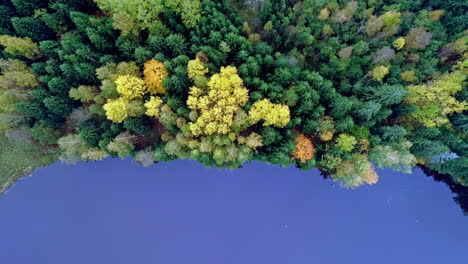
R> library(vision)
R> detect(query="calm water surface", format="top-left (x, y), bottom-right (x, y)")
top-left (0, 159), bottom-right (467, 263)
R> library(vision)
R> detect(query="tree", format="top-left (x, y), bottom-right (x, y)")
top-left (292, 133), bottom-right (315, 163)
top-left (239, 132), bottom-right (264, 150)
top-left (317, 116), bottom-right (335, 141)
top-left (249, 99), bottom-right (290, 128)
top-left (164, 0), bottom-right (201, 28)
top-left (143, 59), bottom-right (167, 95)
top-left (336, 134), bottom-right (357, 152)
top-left (111, 11), bottom-right (138, 36)
top-left (380, 126), bottom-right (407, 143)
top-left (331, 1), bottom-right (358, 24)
top-left (103, 98), bottom-right (129, 123)
top-left (93, 0), bottom-right (201, 33)
top-left (144, 96), bottom-right (164, 118)
top-left (0, 35), bottom-right (41, 59)
top-left (31, 122), bottom-right (61, 145)
top-left (187, 57), bottom-right (208, 80)
top-left (401, 71), bottom-right (416, 83)
top-left (107, 132), bottom-right (136, 158)
top-left (406, 64), bottom-right (467, 127)
top-left (11, 0), bottom-right (47, 16)
top-left (115, 75), bottom-right (146, 100)
top-left (187, 66), bottom-right (249, 136)
top-left (123, 117), bottom-right (153, 135)
top-left (69, 85), bottom-right (98, 103)
top-left (366, 84), bottom-right (407, 106)
top-left (11, 16), bottom-right (54, 42)
top-left (393, 37), bottom-right (405, 50)
top-left (0, 59), bottom-right (39, 90)
top-left (370, 65), bottom-right (389, 81)
top-left (43, 96), bottom-right (74, 117)
top-left (78, 119), bottom-right (103, 147)
top-left (371, 47), bottom-right (395, 64)
top-left (405, 27), bottom-right (432, 50)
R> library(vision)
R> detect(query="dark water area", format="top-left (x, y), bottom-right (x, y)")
top-left (0, 159), bottom-right (467, 263)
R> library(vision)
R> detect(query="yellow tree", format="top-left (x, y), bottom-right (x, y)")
top-left (144, 96), bottom-right (164, 117)
top-left (187, 66), bottom-right (249, 136)
top-left (144, 59), bottom-right (167, 94)
top-left (248, 99), bottom-right (290, 128)
top-left (370, 65), bottom-right (389, 81)
top-left (115, 75), bottom-right (146, 100)
top-left (406, 61), bottom-right (467, 127)
top-left (393, 37), bottom-right (405, 50)
top-left (187, 57), bottom-right (208, 80)
top-left (103, 98), bottom-right (128, 123)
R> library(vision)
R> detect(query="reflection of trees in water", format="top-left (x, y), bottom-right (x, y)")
top-left (420, 166), bottom-right (468, 215)
top-left (321, 166), bottom-right (468, 215)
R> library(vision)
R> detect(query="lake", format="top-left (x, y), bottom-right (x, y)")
top-left (1, 159), bottom-right (467, 263)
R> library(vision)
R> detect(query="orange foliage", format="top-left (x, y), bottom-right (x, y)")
top-left (143, 59), bottom-right (168, 94)
top-left (292, 134), bottom-right (315, 163)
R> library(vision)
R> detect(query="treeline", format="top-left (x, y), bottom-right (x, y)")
top-left (0, 0), bottom-right (466, 210)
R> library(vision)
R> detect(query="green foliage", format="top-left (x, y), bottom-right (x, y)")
top-left (11, 16), bottom-right (54, 42)
top-left (31, 121), bottom-right (61, 145)
top-left (336, 134), bottom-right (357, 152)
top-left (0, 35), bottom-right (41, 59)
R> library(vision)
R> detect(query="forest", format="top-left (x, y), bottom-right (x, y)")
top-left (0, 0), bottom-right (466, 210)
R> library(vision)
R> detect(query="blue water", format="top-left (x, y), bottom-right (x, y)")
top-left (0, 159), bottom-right (467, 263)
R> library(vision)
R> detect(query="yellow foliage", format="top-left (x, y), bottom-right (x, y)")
top-left (393, 37), bottom-right (405, 50)
top-left (370, 65), bottom-right (389, 81)
top-left (249, 99), bottom-right (290, 128)
top-left (144, 96), bottom-right (164, 117)
top-left (381, 11), bottom-right (401, 27)
top-left (406, 66), bottom-right (468, 126)
top-left (428, 10), bottom-right (444, 21)
top-left (187, 57), bottom-right (208, 80)
top-left (115, 75), bottom-right (146, 100)
top-left (320, 131), bottom-right (334, 141)
top-left (317, 8), bottom-right (330, 21)
top-left (103, 97), bottom-right (128, 123)
top-left (187, 66), bottom-right (249, 136)
top-left (401, 70), bottom-right (416, 83)
top-left (244, 132), bottom-right (263, 149)
top-left (143, 59), bottom-right (167, 94)
top-left (292, 134), bottom-right (315, 163)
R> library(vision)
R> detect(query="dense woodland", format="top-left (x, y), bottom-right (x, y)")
top-left (0, 0), bottom-right (466, 210)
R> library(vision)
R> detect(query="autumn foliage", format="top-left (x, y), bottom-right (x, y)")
top-left (248, 99), bottom-right (290, 128)
top-left (187, 66), bottom-right (249, 136)
top-left (292, 134), bottom-right (315, 163)
top-left (144, 59), bottom-right (167, 95)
